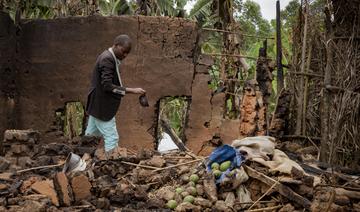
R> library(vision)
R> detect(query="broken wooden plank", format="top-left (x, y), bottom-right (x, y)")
top-left (243, 165), bottom-right (312, 209)
top-left (160, 119), bottom-right (186, 151)
top-left (247, 205), bottom-right (282, 212)
top-left (152, 158), bottom-right (203, 172)
top-left (119, 161), bottom-right (159, 170)
top-left (160, 119), bottom-right (198, 159)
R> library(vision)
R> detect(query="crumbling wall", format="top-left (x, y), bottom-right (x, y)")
top-left (15, 15), bottom-right (196, 150)
top-left (0, 12), bottom-right (16, 140)
top-left (186, 55), bottom-right (241, 155)
top-left (0, 13), bottom-right (240, 152)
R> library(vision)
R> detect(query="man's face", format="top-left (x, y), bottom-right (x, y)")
top-left (114, 44), bottom-right (131, 60)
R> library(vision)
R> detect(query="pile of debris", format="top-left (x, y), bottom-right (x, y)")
top-left (0, 130), bottom-right (359, 211)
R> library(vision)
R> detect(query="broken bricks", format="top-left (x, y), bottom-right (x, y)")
top-left (53, 172), bottom-right (73, 206)
top-left (0, 156), bottom-right (10, 172)
top-left (31, 180), bottom-right (59, 206)
top-left (70, 174), bottom-right (92, 202)
top-left (2, 129), bottom-right (40, 169)
top-left (3, 129), bottom-right (40, 142)
top-left (0, 132), bottom-right (358, 212)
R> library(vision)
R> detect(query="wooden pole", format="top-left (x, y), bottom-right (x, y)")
top-left (244, 165), bottom-right (312, 209)
top-left (202, 53), bottom-right (259, 60)
top-left (160, 119), bottom-right (187, 151)
top-left (302, 34), bottom-right (312, 135)
top-left (320, 7), bottom-right (333, 163)
top-left (201, 28), bottom-right (275, 39)
top-left (276, 0), bottom-right (284, 94)
top-left (295, 0), bottom-right (308, 135)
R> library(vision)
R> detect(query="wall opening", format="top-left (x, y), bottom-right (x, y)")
top-left (54, 101), bottom-right (85, 139)
top-left (156, 96), bottom-right (191, 152)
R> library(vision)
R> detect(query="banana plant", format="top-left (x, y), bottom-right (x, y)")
top-left (99, 0), bottom-right (134, 16)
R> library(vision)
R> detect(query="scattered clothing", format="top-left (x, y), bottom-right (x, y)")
top-left (232, 136), bottom-right (304, 175)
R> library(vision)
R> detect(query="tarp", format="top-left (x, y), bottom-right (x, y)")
top-left (206, 145), bottom-right (244, 184)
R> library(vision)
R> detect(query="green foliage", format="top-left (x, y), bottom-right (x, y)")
top-left (237, 0), bottom-right (273, 54)
top-left (188, 0), bottom-right (213, 25)
top-left (135, 0), bottom-right (188, 17)
top-left (1, 0), bottom-right (56, 20)
top-left (1, 0), bottom-right (188, 19)
top-left (99, 0), bottom-right (134, 15)
top-left (159, 97), bottom-right (189, 138)
top-left (281, 0), bottom-right (300, 29)
top-left (208, 59), bottom-right (221, 90)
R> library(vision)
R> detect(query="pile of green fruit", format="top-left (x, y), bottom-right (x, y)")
top-left (165, 174), bottom-right (200, 209)
top-left (210, 160), bottom-right (232, 179)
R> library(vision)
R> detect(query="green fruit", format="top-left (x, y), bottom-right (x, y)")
top-left (175, 187), bottom-right (184, 194)
top-left (190, 174), bottom-right (199, 183)
top-left (220, 161), bottom-right (231, 172)
top-left (183, 195), bottom-right (195, 204)
top-left (211, 162), bottom-right (220, 170)
top-left (186, 186), bottom-right (197, 196)
top-left (166, 200), bottom-right (177, 209)
top-left (213, 170), bottom-right (222, 178)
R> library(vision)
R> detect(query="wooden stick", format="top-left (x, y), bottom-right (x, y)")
top-left (325, 85), bottom-right (360, 95)
top-left (160, 119), bottom-right (198, 159)
top-left (184, 151), bottom-right (198, 159)
top-left (160, 119), bottom-right (187, 152)
top-left (224, 91), bottom-right (242, 97)
top-left (203, 53), bottom-right (260, 60)
top-left (152, 158), bottom-right (203, 172)
top-left (307, 136), bottom-right (320, 153)
top-left (247, 205), bottom-right (282, 212)
top-left (16, 163), bottom-right (65, 174)
top-left (163, 156), bottom-right (192, 159)
top-left (276, 0), bottom-right (284, 93)
top-left (235, 201), bottom-right (277, 205)
top-left (120, 161), bottom-right (159, 170)
top-left (202, 27), bottom-right (275, 39)
top-left (318, 184), bottom-right (360, 191)
top-left (279, 134), bottom-right (321, 140)
top-left (302, 41), bottom-right (312, 135)
top-left (247, 180), bottom-right (279, 210)
top-left (296, 0), bottom-right (309, 136)
top-left (244, 165), bottom-right (311, 209)
top-left (288, 71), bottom-right (324, 78)
top-left (320, 6), bottom-right (333, 163)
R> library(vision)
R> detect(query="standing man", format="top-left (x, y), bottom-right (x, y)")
top-left (85, 34), bottom-right (145, 157)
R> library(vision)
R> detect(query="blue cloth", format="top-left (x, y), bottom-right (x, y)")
top-left (206, 145), bottom-right (244, 184)
top-left (85, 115), bottom-right (119, 152)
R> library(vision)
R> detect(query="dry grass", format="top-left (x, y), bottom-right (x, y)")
top-left (287, 0), bottom-right (360, 167)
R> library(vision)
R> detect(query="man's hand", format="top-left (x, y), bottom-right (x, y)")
top-left (126, 87), bottom-right (146, 94)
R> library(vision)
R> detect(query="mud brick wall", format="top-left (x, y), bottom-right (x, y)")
top-left (0, 12), bottom-right (16, 139)
top-left (0, 13), bottom-right (240, 152)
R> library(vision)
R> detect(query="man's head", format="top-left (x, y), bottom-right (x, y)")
top-left (112, 34), bottom-right (132, 60)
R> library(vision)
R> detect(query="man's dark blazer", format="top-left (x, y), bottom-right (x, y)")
top-left (86, 49), bottom-right (126, 121)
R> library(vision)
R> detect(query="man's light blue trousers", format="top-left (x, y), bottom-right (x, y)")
top-left (85, 115), bottom-right (119, 152)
